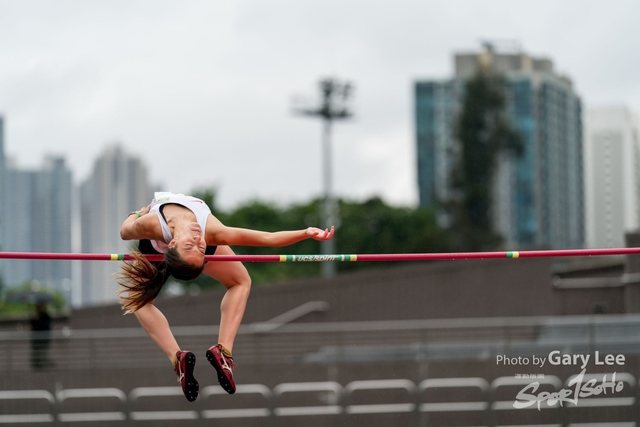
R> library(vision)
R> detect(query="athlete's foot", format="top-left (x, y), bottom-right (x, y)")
top-left (206, 344), bottom-right (237, 394)
top-left (174, 350), bottom-right (199, 402)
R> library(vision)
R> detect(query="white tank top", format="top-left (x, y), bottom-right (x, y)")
top-left (149, 192), bottom-right (211, 254)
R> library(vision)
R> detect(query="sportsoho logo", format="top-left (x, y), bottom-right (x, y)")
top-left (496, 351), bottom-right (626, 410)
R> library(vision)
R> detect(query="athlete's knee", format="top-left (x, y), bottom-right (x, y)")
top-left (238, 273), bottom-right (252, 293)
top-left (225, 271), bottom-right (251, 293)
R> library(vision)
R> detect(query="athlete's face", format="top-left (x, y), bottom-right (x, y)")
top-left (170, 223), bottom-right (206, 267)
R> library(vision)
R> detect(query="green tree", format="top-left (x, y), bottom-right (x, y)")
top-left (0, 281), bottom-right (66, 317)
top-left (450, 71), bottom-right (523, 251)
top-left (223, 199), bottom-right (323, 284)
top-left (337, 197), bottom-right (453, 272)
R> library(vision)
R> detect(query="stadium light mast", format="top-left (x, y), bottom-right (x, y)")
top-left (292, 78), bottom-right (354, 278)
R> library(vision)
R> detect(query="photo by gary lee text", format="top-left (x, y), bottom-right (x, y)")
top-left (496, 351), bottom-right (625, 369)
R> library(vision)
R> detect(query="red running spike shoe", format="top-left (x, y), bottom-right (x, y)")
top-left (174, 350), bottom-right (199, 402)
top-left (206, 344), bottom-right (237, 394)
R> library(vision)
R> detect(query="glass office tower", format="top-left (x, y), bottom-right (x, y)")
top-left (416, 48), bottom-right (584, 249)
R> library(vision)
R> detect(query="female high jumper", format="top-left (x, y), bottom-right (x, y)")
top-left (117, 192), bottom-right (334, 402)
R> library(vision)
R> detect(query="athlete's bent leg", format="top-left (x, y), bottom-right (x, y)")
top-left (202, 245), bottom-right (251, 394)
top-left (202, 245), bottom-right (252, 353)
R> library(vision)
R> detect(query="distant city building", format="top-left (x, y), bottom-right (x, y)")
top-left (0, 116), bottom-right (5, 257)
top-left (0, 155), bottom-right (73, 295)
top-left (80, 144), bottom-right (151, 306)
top-left (585, 107), bottom-right (640, 248)
top-left (416, 46), bottom-right (584, 249)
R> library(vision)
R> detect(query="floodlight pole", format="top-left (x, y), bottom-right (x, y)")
top-left (293, 78), bottom-right (353, 278)
top-left (321, 116), bottom-right (335, 278)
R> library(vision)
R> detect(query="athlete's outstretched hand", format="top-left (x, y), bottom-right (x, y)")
top-left (306, 226), bottom-right (335, 241)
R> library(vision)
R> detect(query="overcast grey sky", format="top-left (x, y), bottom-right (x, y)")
top-left (0, 0), bottom-right (638, 210)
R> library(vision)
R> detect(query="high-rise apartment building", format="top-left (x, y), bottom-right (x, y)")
top-left (0, 117), bottom-right (73, 295)
top-left (0, 156), bottom-right (73, 294)
top-left (585, 107), bottom-right (640, 248)
top-left (80, 145), bottom-right (151, 306)
top-left (0, 116), bottom-right (5, 256)
top-left (416, 46), bottom-right (584, 249)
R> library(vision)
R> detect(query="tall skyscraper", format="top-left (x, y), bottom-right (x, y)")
top-left (80, 144), bottom-right (151, 306)
top-left (585, 107), bottom-right (640, 248)
top-left (416, 46), bottom-right (584, 249)
top-left (0, 116), bottom-right (5, 257)
top-left (1, 155), bottom-right (73, 294)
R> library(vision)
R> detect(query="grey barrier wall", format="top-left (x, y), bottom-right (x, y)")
top-left (4, 314), bottom-right (640, 371)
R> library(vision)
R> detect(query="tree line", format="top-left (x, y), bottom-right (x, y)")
top-left (182, 190), bottom-right (454, 290)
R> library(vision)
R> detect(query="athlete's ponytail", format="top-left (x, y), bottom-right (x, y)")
top-left (116, 247), bottom-right (205, 314)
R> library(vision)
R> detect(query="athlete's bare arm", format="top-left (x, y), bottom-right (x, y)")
top-left (204, 214), bottom-right (334, 247)
top-left (120, 205), bottom-right (164, 241)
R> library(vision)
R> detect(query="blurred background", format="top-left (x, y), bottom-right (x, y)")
top-left (1, 0), bottom-right (640, 425)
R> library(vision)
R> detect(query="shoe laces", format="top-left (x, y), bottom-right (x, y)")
top-left (174, 363), bottom-right (185, 383)
top-left (174, 353), bottom-right (185, 382)
top-left (220, 353), bottom-right (238, 371)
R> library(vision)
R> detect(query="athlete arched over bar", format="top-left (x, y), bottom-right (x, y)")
top-left (116, 192), bottom-right (334, 402)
